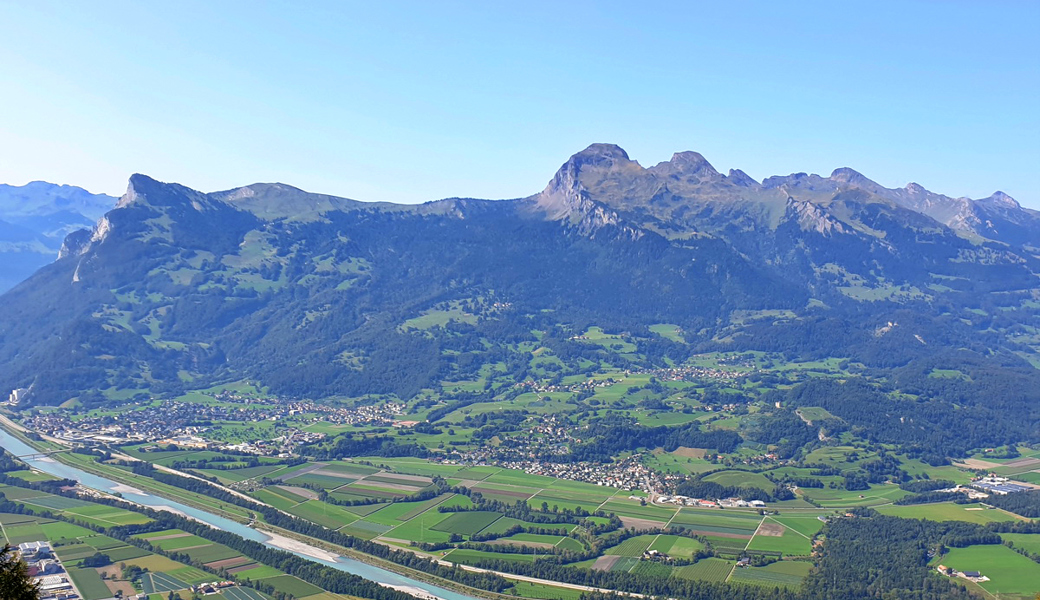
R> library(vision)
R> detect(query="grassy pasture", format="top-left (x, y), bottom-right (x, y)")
top-left (746, 524), bottom-right (812, 556)
top-left (648, 535), bottom-right (704, 558)
top-left (940, 544), bottom-right (1040, 597)
top-left (1001, 533), bottom-right (1040, 555)
top-left (701, 470), bottom-right (776, 492)
top-left (876, 502), bottom-right (1018, 524)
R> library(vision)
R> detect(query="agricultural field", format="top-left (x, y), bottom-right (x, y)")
top-left (0, 487), bottom-right (361, 600)
top-left (729, 561), bottom-right (812, 588)
top-left (875, 502), bottom-right (1019, 525)
top-left (672, 557), bottom-right (735, 582)
top-left (746, 520), bottom-right (813, 556)
top-left (938, 544), bottom-right (1040, 598)
top-left (1000, 532), bottom-right (1040, 556)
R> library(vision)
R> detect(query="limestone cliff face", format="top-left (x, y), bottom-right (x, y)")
top-left (783, 197), bottom-right (848, 236)
top-left (531, 144), bottom-right (644, 239)
top-left (57, 228), bottom-right (92, 259)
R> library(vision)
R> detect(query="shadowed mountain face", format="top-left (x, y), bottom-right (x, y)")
top-left (0, 182), bottom-right (115, 292)
top-left (1, 145), bottom-right (1040, 412)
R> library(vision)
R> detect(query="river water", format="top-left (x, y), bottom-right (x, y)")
top-left (0, 428), bottom-right (477, 600)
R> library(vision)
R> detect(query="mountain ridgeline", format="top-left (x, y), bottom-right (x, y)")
top-left (2, 144), bottom-right (1039, 454)
top-left (0, 182), bottom-right (115, 292)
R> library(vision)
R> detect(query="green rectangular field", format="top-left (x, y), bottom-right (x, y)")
top-left (3, 522), bottom-right (47, 544)
top-left (136, 528), bottom-right (187, 539)
top-left (341, 519), bottom-right (394, 539)
top-left (445, 548), bottom-right (537, 565)
top-left (373, 459), bottom-right (464, 478)
top-left (338, 484), bottom-right (406, 499)
top-left (600, 499), bottom-right (677, 521)
top-left (604, 535), bottom-right (657, 556)
top-left (381, 510), bottom-right (453, 543)
top-left (730, 561), bottom-right (811, 588)
top-left (453, 466), bottom-right (501, 480)
top-left (251, 488), bottom-right (302, 510)
top-left (182, 543), bottom-right (241, 563)
top-left (151, 534), bottom-right (211, 550)
top-left (1001, 533), bottom-right (1040, 555)
top-left (431, 511), bottom-right (502, 535)
top-left (0, 486), bottom-right (48, 500)
top-left (22, 495), bottom-right (92, 510)
top-left (321, 461), bottom-right (381, 476)
top-left (701, 470), bottom-right (776, 492)
top-left (364, 499), bottom-right (438, 525)
top-left (338, 500), bottom-right (391, 516)
top-left (284, 473), bottom-right (354, 489)
top-left (482, 470), bottom-right (560, 488)
top-left (365, 474), bottom-right (430, 488)
top-left (5, 470), bottom-right (59, 482)
top-left (747, 526), bottom-right (812, 556)
top-left (630, 560), bottom-right (675, 578)
top-left (168, 565), bottom-right (215, 585)
top-left (232, 565), bottom-right (284, 579)
top-left (53, 544), bottom-right (96, 561)
top-left (219, 587), bottom-right (269, 600)
top-left (672, 558), bottom-right (734, 582)
top-left (772, 515), bottom-right (827, 538)
top-left (258, 575), bottom-right (325, 597)
top-left (106, 545), bottom-right (153, 561)
top-left (397, 493), bottom-right (454, 520)
top-left (67, 566), bottom-right (114, 600)
top-left (285, 499), bottom-right (362, 529)
top-left (39, 520), bottom-right (94, 542)
top-left (510, 581), bottom-right (585, 600)
top-left (876, 502), bottom-right (1018, 524)
top-left (648, 535), bottom-right (704, 558)
top-left (803, 484), bottom-right (909, 507)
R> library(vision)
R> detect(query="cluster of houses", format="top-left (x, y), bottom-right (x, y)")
top-left (438, 452), bottom-right (681, 494)
top-left (654, 495), bottom-right (766, 509)
top-left (17, 541), bottom-right (76, 600)
top-left (647, 364), bottom-right (754, 382)
top-left (514, 377), bottom-right (621, 395)
top-left (18, 397), bottom-right (402, 450)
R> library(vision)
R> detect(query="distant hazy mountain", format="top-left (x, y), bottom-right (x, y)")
top-left (1, 145), bottom-right (1039, 433)
top-left (0, 182), bottom-right (115, 291)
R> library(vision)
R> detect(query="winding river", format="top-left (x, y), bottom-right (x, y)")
top-left (0, 428), bottom-right (478, 600)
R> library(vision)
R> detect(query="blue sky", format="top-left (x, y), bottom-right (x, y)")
top-left (0, 1), bottom-right (1037, 206)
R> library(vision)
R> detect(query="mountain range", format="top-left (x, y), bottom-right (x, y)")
top-left (0, 182), bottom-right (115, 292)
top-left (2, 145), bottom-right (1039, 447)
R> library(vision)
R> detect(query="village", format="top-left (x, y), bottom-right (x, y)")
top-left (16, 398), bottom-right (403, 450)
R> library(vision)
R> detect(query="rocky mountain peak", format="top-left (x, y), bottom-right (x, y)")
top-left (565, 143), bottom-right (633, 171)
top-left (726, 169), bottom-right (760, 187)
top-left (980, 191), bottom-right (1020, 209)
top-left (649, 151), bottom-right (723, 181)
top-left (830, 167), bottom-right (876, 188)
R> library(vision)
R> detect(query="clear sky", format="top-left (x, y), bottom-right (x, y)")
top-left (0, 1), bottom-right (1037, 206)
